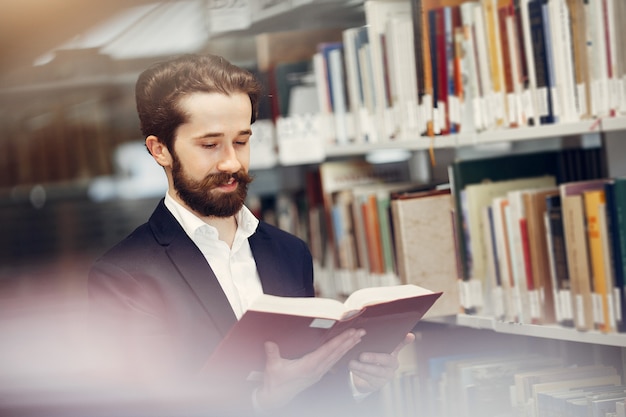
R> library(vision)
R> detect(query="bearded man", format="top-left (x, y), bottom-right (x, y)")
top-left (88, 53), bottom-right (412, 417)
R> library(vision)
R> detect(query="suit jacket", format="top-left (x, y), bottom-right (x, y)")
top-left (88, 200), bottom-right (370, 416)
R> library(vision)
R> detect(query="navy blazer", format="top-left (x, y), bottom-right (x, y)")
top-left (88, 200), bottom-right (373, 416)
top-left (88, 199), bottom-right (315, 376)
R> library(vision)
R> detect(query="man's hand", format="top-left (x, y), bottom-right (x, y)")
top-left (255, 328), bottom-right (366, 411)
top-left (348, 332), bottom-right (416, 394)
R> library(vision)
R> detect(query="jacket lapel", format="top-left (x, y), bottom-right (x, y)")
top-left (249, 223), bottom-right (289, 296)
top-left (149, 200), bottom-right (237, 336)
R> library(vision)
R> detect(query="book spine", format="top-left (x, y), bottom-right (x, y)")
top-left (546, 194), bottom-right (574, 327)
top-left (561, 192), bottom-right (594, 331)
top-left (606, 180), bottom-right (626, 332)
top-left (435, 7), bottom-right (449, 135)
top-left (482, 0), bottom-right (507, 127)
top-left (583, 189), bottom-right (613, 332)
top-left (528, 0), bottom-right (555, 124)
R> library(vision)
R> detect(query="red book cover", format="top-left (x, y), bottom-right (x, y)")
top-left (202, 285), bottom-right (442, 384)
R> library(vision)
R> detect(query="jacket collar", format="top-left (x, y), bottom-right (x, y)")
top-left (149, 199), bottom-right (237, 335)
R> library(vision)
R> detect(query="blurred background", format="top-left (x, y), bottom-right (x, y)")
top-left (0, 0), bottom-right (367, 303)
top-left (0, 2), bottom-right (368, 412)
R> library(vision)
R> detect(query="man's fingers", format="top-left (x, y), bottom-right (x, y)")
top-left (391, 332), bottom-right (416, 356)
top-left (304, 328), bottom-right (365, 370)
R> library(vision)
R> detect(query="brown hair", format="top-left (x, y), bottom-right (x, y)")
top-left (135, 53), bottom-right (262, 150)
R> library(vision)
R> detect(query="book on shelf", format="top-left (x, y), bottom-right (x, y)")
top-left (463, 175), bottom-right (556, 314)
top-left (527, 0), bottom-right (555, 124)
top-left (342, 26), bottom-right (368, 144)
top-left (605, 178), bottom-right (626, 332)
top-left (560, 179), bottom-right (610, 331)
top-left (384, 11), bottom-right (420, 140)
top-left (544, 193), bottom-right (575, 327)
top-left (410, 0), bottom-right (430, 135)
top-left (566, 0), bottom-right (591, 120)
top-left (586, 0), bottom-right (611, 118)
top-left (482, 0), bottom-right (507, 127)
top-left (489, 196), bottom-right (514, 320)
top-left (524, 187), bottom-right (559, 324)
top-left (319, 41), bottom-right (352, 145)
top-left (351, 182), bottom-right (416, 278)
top-left (444, 5), bottom-right (462, 133)
top-left (458, 1), bottom-right (485, 132)
top-left (583, 188), bottom-right (616, 333)
top-left (390, 186), bottom-right (461, 318)
top-left (318, 159), bottom-right (411, 291)
top-left (364, 0), bottom-right (412, 142)
top-left (497, 0), bottom-right (518, 128)
top-left (428, 7), bottom-right (444, 135)
top-left (202, 284), bottom-right (442, 382)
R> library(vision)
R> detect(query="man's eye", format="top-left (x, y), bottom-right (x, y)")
top-left (201, 143), bottom-right (216, 149)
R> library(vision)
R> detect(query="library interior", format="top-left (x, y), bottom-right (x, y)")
top-left (2, 0), bottom-right (626, 416)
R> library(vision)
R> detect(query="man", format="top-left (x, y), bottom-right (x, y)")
top-left (89, 54), bottom-right (413, 416)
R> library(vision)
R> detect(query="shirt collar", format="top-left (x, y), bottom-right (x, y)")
top-left (164, 191), bottom-right (259, 241)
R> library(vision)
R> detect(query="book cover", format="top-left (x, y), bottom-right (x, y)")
top-left (497, 0), bottom-right (516, 127)
top-left (549, 0), bottom-right (579, 122)
top-left (473, 0), bottom-right (497, 129)
top-left (410, 0), bottom-right (429, 135)
top-left (517, 0), bottom-right (538, 126)
top-left (504, 189), bottom-right (533, 323)
top-left (583, 188), bottom-right (615, 333)
top-left (384, 14), bottom-right (419, 139)
top-left (527, 0), bottom-right (555, 124)
top-left (429, 7), bottom-right (447, 135)
top-left (566, 0), bottom-right (591, 119)
top-left (586, 0), bottom-right (610, 118)
top-left (364, 0), bottom-right (412, 142)
top-left (492, 196), bottom-right (516, 321)
top-left (459, 2), bottom-right (484, 131)
top-left (482, 0), bottom-right (507, 127)
top-left (203, 285), bottom-right (442, 382)
top-left (390, 188), bottom-right (460, 318)
top-left (524, 187), bottom-right (559, 323)
top-left (605, 178), bottom-right (626, 332)
top-left (544, 193), bottom-right (574, 327)
top-left (560, 179), bottom-right (610, 331)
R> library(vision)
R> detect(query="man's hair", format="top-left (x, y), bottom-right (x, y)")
top-left (135, 53), bottom-right (262, 150)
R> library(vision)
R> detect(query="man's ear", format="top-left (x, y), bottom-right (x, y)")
top-left (145, 135), bottom-right (172, 167)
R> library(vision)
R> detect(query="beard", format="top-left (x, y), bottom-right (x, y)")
top-left (171, 155), bottom-right (253, 218)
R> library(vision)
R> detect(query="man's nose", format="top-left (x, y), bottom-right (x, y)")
top-left (216, 144), bottom-right (242, 173)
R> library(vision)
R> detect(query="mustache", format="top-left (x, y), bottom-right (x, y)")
top-left (201, 170), bottom-right (253, 188)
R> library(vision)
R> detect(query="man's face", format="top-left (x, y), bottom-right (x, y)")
top-left (169, 92), bottom-right (254, 218)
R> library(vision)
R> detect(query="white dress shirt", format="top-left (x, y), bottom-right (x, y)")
top-left (164, 192), bottom-right (263, 319)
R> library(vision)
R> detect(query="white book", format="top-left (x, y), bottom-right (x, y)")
top-left (549, 0), bottom-right (578, 123)
top-left (519, 0), bottom-right (538, 125)
top-left (343, 27), bottom-right (366, 144)
top-left (328, 46), bottom-right (350, 145)
top-left (586, 0), bottom-right (610, 117)
top-left (385, 15), bottom-right (418, 140)
top-left (473, 1), bottom-right (496, 130)
top-left (364, 0), bottom-right (411, 142)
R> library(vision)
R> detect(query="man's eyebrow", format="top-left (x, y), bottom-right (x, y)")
top-left (194, 129), bottom-right (252, 140)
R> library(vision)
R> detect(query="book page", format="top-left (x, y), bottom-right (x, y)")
top-left (247, 294), bottom-right (346, 319)
top-left (343, 284), bottom-right (433, 312)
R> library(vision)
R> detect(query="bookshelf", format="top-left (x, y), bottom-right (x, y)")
top-left (427, 314), bottom-right (626, 348)
top-left (2, 0), bottom-right (626, 415)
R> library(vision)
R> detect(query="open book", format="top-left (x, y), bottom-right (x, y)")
top-left (202, 284), bottom-right (442, 382)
